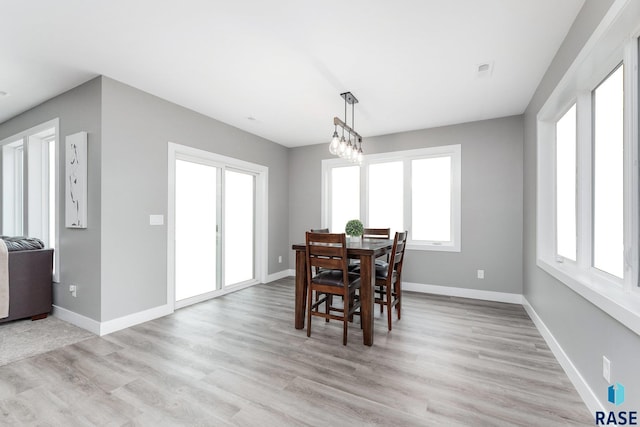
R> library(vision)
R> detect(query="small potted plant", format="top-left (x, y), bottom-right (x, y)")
top-left (345, 219), bottom-right (364, 242)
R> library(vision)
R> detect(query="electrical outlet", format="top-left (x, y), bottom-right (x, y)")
top-left (278, 255), bottom-right (283, 263)
top-left (69, 284), bottom-right (77, 298)
top-left (477, 269), bottom-right (485, 279)
top-left (603, 356), bottom-right (611, 382)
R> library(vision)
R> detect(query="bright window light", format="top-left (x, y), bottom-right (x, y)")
top-left (368, 161), bottom-right (403, 236)
top-left (593, 66), bottom-right (624, 279)
top-left (556, 104), bottom-right (577, 261)
top-left (224, 169), bottom-right (255, 286)
top-left (412, 157), bottom-right (452, 242)
top-left (331, 166), bottom-right (360, 233)
top-left (175, 160), bottom-right (217, 300)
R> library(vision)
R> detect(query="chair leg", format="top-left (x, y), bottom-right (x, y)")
top-left (396, 280), bottom-right (402, 320)
top-left (343, 293), bottom-right (349, 345)
top-left (348, 294), bottom-right (355, 322)
top-left (325, 293), bottom-right (330, 322)
top-left (360, 290), bottom-right (364, 329)
top-left (386, 285), bottom-right (392, 331)
top-left (306, 288), bottom-right (313, 337)
top-left (343, 321), bottom-right (348, 345)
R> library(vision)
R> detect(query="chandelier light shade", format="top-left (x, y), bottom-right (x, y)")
top-left (330, 92), bottom-right (363, 163)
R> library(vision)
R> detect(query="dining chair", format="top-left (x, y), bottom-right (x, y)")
top-left (374, 231), bottom-right (408, 331)
top-left (365, 227), bottom-right (391, 265)
top-left (350, 227), bottom-right (391, 271)
top-left (309, 227), bottom-right (332, 310)
top-left (305, 232), bottom-right (361, 345)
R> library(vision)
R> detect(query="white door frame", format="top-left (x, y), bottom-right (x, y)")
top-left (167, 142), bottom-right (268, 310)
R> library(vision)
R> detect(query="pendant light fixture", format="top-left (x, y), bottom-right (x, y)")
top-left (329, 92), bottom-right (363, 164)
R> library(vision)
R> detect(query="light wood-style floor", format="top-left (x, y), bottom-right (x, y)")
top-left (0, 278), bottom-right (591, 426)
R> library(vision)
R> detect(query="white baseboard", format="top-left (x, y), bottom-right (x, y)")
top-left (52, 305), bottom-right (101, 335)
top-left (403, 281), bottom-right (523, 304)
top-left (55, 279), bottom-right (271, 336)
top-left (53, 303), bottom-right (173, 336)
top-left (99, 303), bottom-right (173, 336)
top-left (265, 269), bottom-right (293, 283)
top-left (522, 297), bottom-right (603, 413)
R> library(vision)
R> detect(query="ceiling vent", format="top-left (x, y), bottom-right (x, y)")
top-left (476, 62), bottom-right (493, 78)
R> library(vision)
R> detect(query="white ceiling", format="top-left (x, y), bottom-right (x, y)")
top-left (1, 0), bottom-right (584, 147)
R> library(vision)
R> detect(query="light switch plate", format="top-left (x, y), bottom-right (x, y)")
top-left (149, 214), bottom-right (164, 226)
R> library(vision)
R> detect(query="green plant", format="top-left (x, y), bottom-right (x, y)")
top-left (345, 219), bottom-right (364, 237)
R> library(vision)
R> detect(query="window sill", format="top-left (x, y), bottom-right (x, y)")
top-left (407, 243), bottom-right (460, 253)
top-left (537, 257), bottom-right (640, 336)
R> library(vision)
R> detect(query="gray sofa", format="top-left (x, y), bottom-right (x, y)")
top-left (0, 238), bottom-right (53, 323)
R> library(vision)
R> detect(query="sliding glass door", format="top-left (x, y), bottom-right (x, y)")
top-left (174, 157), bottom-right (256, 305)
top-left (175, 159), bottom-right (219, 301)
top-left (223, 169), bottom-right (255, 287)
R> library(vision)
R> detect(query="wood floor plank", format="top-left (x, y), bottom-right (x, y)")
top-left (0, 279), bottom-right (592, 426)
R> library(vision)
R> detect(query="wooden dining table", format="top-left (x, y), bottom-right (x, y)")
top-left (291, 238), bottom-right (394, 346)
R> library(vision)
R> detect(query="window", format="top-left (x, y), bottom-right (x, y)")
top-left (368, 161), bottom-right (402, 235)
top-left (223, 169), bottom-right (256, 286)
top-left (2, 141), bottom-right (24, 235)
top-left (593, 66), bottom-right (624, 278)
top-left (322, 145), bottom-right (461, 251)
top-left (48, 137), bottom-right (56, 253)
top-left (0, 119), bottom-right (59, 281)
top-left (555, 104), bottom-right (577, 261)
top-left (328, 165), bottom-right (360, 233)
top-left (536, 4), bottom-right (640, 335)
top-left (412, 157), bottom-right (452, 243)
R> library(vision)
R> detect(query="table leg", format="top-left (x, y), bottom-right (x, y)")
top-left (360, 254), bottom-right (374, 346)
top-left (294, 250), bottom-right (307, 329)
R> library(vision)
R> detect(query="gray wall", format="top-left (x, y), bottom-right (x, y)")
top-left (0, 78), bottom-right (102, 320)
top-left (100, 77), bottom-right (289, 321)
top-left (523, 0), bottom-right (640, 409)
top-left (289, 116), bottom-right (523, 294)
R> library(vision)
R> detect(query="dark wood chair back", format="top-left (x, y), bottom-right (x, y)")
top-left (305, 232), bottom-right (349, 284)
top-left (310, 228), bottom-right (330, 233)
top-left (309, 229), bottom-right (336, 274)
top-left (363, 228), bottom-right (391, 239)
top-left (386, 231), bottom-right (408, 278)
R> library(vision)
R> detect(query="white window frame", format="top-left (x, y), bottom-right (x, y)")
top-left (0, 119), bottom-right (60, 282)
top-left (536, 0), bottom-right (640, 335)
top-left (321, 145), bottom-right (461, 252)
